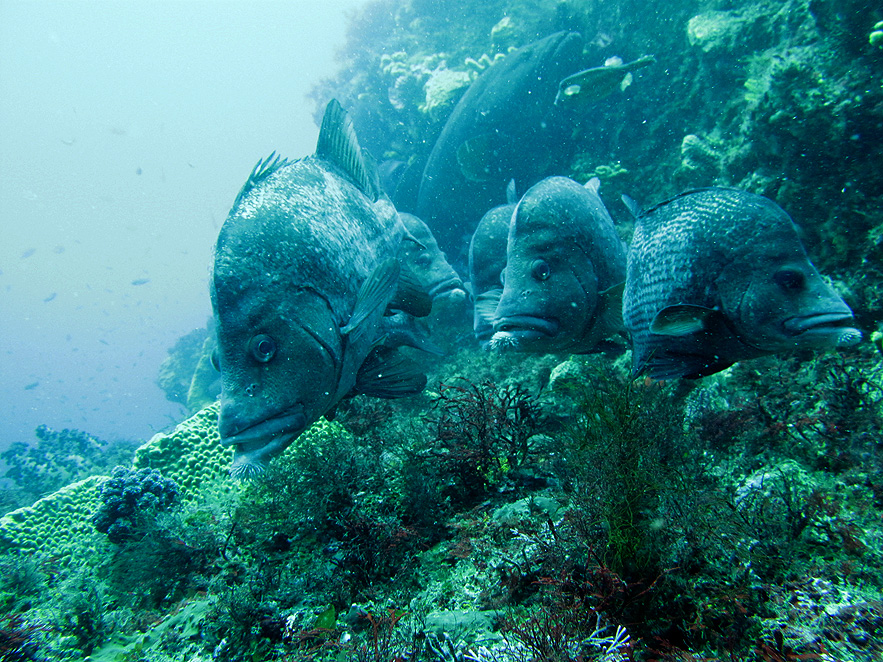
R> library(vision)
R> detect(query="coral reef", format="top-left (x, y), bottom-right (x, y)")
top-left (156, 326), bottom-right (210, 408)
top-left (8, 0), bottom-right (883, 659)
top-left (185, 335), bottom-right (221, 413)
top-left (871, 21), bottom-right (883, 47)
top-left (131, 401), bottom-right (231, 500)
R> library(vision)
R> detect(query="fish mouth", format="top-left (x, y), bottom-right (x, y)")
top-left (493, 315), bottom-right (560, 340)
top-left (782, 312), bottom-right (862, 347)
top-left (488, 331), bottom-right (521, 351)
top-left (228, 433), bottom-right (298, 479)
top-left (429, 277), bottom-right (466, 300)
top-left (219, 407), bottom-right (307, 447)
top-left (220, 407), bottom-right (308, 479)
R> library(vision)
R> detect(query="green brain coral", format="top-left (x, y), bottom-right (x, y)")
top-left (0, 475), bottom-right (106, 558)
top-left (132, 400), bottom-right (231, 500)
top-left (132, 401), bottom-right (351, 499)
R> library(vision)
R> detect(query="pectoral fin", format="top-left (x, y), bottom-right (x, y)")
top-left (381, 312), bottom-right (446, 356)
top-left (597, 281), bottom-right (625, 331)
top-left (342, 258), bottom-right (400, 336)
top-left (642, 350), bottom-right (735, 380)
top-left (555, 55), bottom-right (655, 109)
top-left (473, 288), bottom-right (503, 325)
top-left (354, 346), bottom-right (428, 398)
top-left (391, 266), bottom-right (433, 317)
top-left (649, 304), bottom-right (716, 336)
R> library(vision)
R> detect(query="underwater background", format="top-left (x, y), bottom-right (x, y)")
top-left (2, 0), bottom-right (883, 660)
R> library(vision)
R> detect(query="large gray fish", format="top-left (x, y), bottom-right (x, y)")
top-left (623, 187), bottom-right (862, 379)
top-left (468, 183), bottom-right (517, 346)
top-left (489, 177), bottom-right (626, 354)
top-left (211, 100), bottom-right (426, 477)
top-left (415, 31), bottom-right (651, 261)
top-left (397, 212), bottom-right (466, 303)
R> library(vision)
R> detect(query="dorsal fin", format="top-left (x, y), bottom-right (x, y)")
top-left (231, 151), bottom-right (290, 210)
top-left (316, 99), bottom-right (379, 201)
top-left (621, 193), bottom-right (643, 218)
top-left (506, 178), bottom-right (517, 205)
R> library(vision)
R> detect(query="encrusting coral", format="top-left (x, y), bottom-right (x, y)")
top-left (0, 401), bottom-right (354, 565)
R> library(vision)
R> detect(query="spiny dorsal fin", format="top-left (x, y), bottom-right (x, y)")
top-left (316, 99), bottom-right (379, 201)
top-left (231, 151), bottom-right (290, 210)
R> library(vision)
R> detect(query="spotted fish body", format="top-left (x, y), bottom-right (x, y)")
top-left (211, 100), bottom-right (425, 477)
top-left (624, 187), bottom-right (861, 379)
top-left (490, 177), bottom-right (626, 354)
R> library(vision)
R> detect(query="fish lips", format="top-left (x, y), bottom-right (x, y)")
top-left (220, 407), bottom-right (309, 478)
top-left (428, 277), bottom-right (466, 300)
top-left (219, 406), bottom-right (308, 449)
top-left (781, 312), bottom-right (862, 347)
top-left (492, 315), bottom-right (560, 341)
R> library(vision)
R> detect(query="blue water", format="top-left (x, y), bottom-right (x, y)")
top-left (0, 0), bottom-right (367, 450)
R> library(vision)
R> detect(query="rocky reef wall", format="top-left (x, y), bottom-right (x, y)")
top-left (311, 0), bottom-right (883, 323)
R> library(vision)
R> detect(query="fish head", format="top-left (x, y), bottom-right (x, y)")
top-left (719, 246), bottom-right (861, 353)
top-left (491, 183), bottom-right (601, 352)
top-left (398, 213), bottom-right (466, 301)
top-left (212, 285), bottom-right (343, 477)
top-left (492, 233), bottom-right (598, 352)
top-left (469, 204), bottom-right (514, 291)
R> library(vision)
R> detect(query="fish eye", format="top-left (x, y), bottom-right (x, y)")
top-left (773, 268), bottom-right (805, 292)
top-left (210, 349), bottom-right (220, 372)
top-left (531, 259), bottom-right (551, 281)
top-left (249, 334), bottom-right (277, 363)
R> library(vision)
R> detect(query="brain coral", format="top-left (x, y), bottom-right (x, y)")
top-left (131, 400), bottom-right (231, 500)
top-left (0, 475), bottom-right (106, 558)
